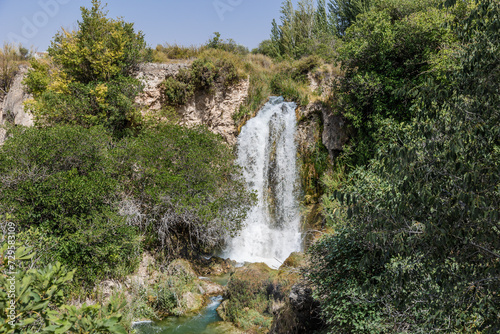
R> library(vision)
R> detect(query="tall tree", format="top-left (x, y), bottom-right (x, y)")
top-left (328, 0), bottom-right (371, 35)
top-left (279, 0), bottom-right (295, 58)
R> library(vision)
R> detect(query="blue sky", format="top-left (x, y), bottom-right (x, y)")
top-left (0, 0), bottom-right (296, 52)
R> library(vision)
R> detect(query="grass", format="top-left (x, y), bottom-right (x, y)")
top-left (1, 43), bottom-right (30, 96)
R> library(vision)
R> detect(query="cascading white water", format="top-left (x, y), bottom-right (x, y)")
top-left (224, 97), bottom-right (302, 268)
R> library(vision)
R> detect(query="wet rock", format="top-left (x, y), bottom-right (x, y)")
top-left (216, 299), bottom-right (230, 321)
top-left (200, 280), bottom-right (225, 296)
top-left (230, 262), bottom-right (277, 291)
top-left (281, 252), bottom-right (306, 269)
top-left (179, 291), bottom-right (204, 313)
top-left (194, 256), bottom-right (236, 276)
top-left (322, 108), bottom-right (350, 160)
top-left (166, 259), bottom-right (198, 278)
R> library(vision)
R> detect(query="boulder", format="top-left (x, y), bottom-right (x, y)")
top-left (194, 256), bottom-right (235, 276)
top-left (200, 280), bottom-right (225, 296)
top-left (179, 291), bottom-right (204, 313)
top-left (166, 259), bottom-right (198, 278)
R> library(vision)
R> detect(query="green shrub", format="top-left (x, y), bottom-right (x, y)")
top-left (0, 126), bottom-right (140, 284)
top-left (115, 124), bottom-right (255, 256)
top-left (23, 0), bottom-right (149, 137)
top-left (270, 73), bottom-right (309, 106)
top-left (0, 244), bottom-right (127, 334)
top-left (161, 73), bottom-right (194, 106)
top-left (153, 43), bottom-right (203, 61)
top-left (161, 50), bottom-right (245, 107)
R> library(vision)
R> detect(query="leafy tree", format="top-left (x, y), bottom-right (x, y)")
top-left (114, 124), bottom-right (255, 257)
top-left (334, 0), bottom-right (454, 165)
top-left (327, 0), bottom-right (371, 35)
top-left (265, 0), bottom-right (337, 60)
top-left (24, 0), bottom-right (150, 137)
top-left (206, 32), bottom-right (249, 55)
top-left (310, 0), bottom-right (500, 332)
top-left (0, 126), bottom-right (140, 284)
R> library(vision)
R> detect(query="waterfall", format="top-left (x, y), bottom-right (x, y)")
top-left (224, 97), bottom-right (302, 268)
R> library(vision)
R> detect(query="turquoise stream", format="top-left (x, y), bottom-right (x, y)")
top-left (133, 295), bottom-right (224, 334)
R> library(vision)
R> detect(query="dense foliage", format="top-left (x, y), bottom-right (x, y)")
top-left (264, 0), bottom-right (336, 60)
top-left (0, 123), bottom-right (253, 280)
top-left (0, 126), bottom-right (140, 284)
top-left (0, 243), bottom-right (127, 333)
top-left (309, 0), bottom-right (500, 332)
top-left (23, 0), bottom-right (150, 137)
top-left (114, 124), bottom-right (255, 257)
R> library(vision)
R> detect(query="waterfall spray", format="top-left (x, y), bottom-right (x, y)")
top-left (224, 97), bottom-right (302, 268)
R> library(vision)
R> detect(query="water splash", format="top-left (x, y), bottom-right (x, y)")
top-left (224, 97), bottom-right (302, 268)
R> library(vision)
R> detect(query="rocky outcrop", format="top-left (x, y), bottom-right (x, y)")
top-left (217, 262), bottom-right (278, 332)
top-left (296, 101), bottom-right (350, 162)
top-left (0, 66), bottom-right (33, 144)
top-left (194, 256), bottom-right (236, 276)
top-left (1, 62), bottom-right (247, 146)
top-left (295, 102), bottom-right (323, 153)
top-left (135, 62), bottom-right (190, 111)
top-left (269, 284), bottom-right (324, 334)
top-left (177, 78), bottom-right (249, 146)
top-left (135, 62), bottom-right (250, 146)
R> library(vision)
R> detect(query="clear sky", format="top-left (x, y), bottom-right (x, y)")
top-left (0, 0), bottom-right (296, 52)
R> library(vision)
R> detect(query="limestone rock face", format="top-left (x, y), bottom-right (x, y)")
top-left (135, 62), bottom-right (190, 111)
top-left (135, 62), bottom-right (249, 146)
top-left (176, 78), bottom-right (250, 146)
top-left (0, 66), bottom-right (33, 144)
top-left (1, 63), bottom-right (248, 146)
top-left (296, 101), bottom-right (350, 161)
top-left (295, 102), bottom-right (323, 153)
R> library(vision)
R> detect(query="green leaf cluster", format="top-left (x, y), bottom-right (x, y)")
top-left (0, 244), bottom-right (127, 333)
top-left (23, 0), bottom-right (149, 137)
top-left (161, 50), bottom-right (245, 107)
top-left (0, 126), bottom-right (140, 284)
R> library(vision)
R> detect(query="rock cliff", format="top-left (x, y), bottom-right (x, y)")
top-left (0, 66), bottom-right (33, 144)
top-left (135, 62), bottom-right (249, 146)
top-left (0, 63), bottom-right (250, 146)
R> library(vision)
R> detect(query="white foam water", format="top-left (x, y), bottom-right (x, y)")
top-left (224, 97), bottom-right (302, 268)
